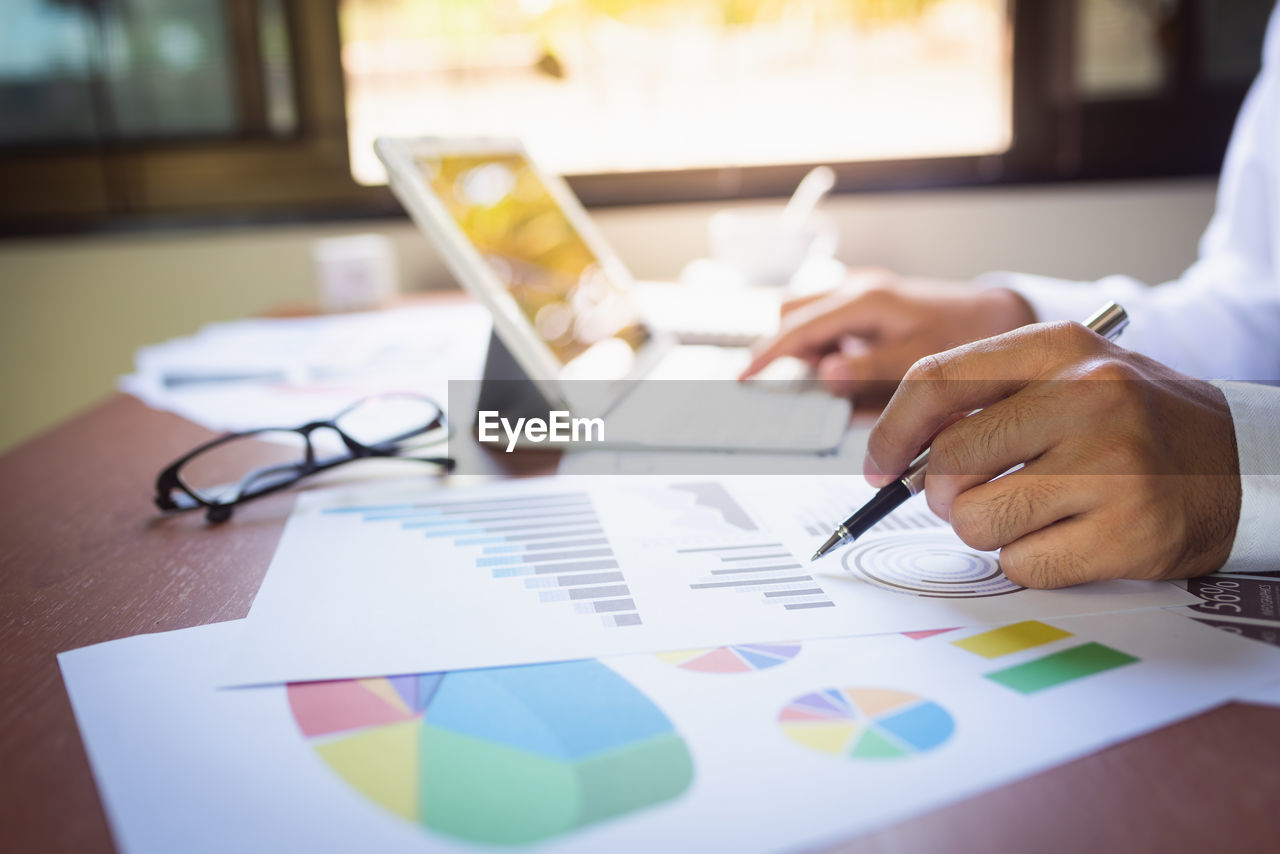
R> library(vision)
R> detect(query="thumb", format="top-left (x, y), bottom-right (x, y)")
top-left (815, 336), bottom-right (930, 398)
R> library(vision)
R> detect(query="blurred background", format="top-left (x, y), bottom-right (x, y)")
top-left (0, 0), bottom-right (1273, 451)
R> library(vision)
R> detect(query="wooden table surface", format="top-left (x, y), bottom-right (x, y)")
top-left (2, 393), bottom-right (1278, 853)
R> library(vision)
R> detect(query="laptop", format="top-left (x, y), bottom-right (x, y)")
top-left (375, 136), bottom-right (850, 453)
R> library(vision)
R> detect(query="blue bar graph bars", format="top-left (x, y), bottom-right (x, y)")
top-left (678, 542), bottom-right (835, 610)
top-left (326, 491), bottom-right (641, 627)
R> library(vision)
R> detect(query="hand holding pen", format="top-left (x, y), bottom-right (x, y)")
top-left (812, 303), bottom-right (1243, 588)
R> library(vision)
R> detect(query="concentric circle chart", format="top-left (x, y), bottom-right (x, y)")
top-left (657, 643), bottom-right (802, 673)
top-left (779, 687), bottom-right (955, 760)
top-left (842, 532), bottom-right (1023, 598)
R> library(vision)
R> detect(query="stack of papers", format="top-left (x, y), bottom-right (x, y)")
top-left (62, 610), bottom-right (1277, 854)
top-left (120, 303), bottom-right (491, 433)
top-left (58, 307), bottom-right (1280, 852)
top-left (59, 469), bottom-right (1280, 853)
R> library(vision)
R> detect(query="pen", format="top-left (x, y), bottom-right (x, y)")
top-left (810, 301), bottom-right (1130, 562)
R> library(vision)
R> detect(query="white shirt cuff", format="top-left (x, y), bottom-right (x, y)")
top-left (1211, 380), bottom-right (1280, 573)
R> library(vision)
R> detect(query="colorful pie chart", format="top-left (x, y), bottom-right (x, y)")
top-left (289, 660), bottom-right (694, 845)
top-left (656, 642), bottom-right (802, 673)
top-left (779, 687), bottom-right (955, 760)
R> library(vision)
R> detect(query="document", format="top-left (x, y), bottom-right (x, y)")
top-left (120, 303), bottom-right (491, 434)
top-left (223, 475), bottom-right (1193, 685)
top-left (1174, 573), bottom-right (1280, 648)
top-left (60, 611), bottom-right (1280, 854)
top-left (1238, 679), bottom-right (1280, 707)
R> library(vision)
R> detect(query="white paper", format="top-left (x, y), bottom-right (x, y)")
top-left (1237, 678), bottom-right (1280, 707)
top-left (120, 303), bottom-right (491, 434)
top-left (1171, 574), bottom-right (1280, 641)
top-left (60, 610), bottom-right (1280, 854)
top-left (224, 475), bottom-right (1193, 685)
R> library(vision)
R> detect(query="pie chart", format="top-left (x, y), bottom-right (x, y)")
top-left (289, 660), bottom-right (694, 845)
top-left (657, 642), bottom-right (802, 673)
top-left (779, 687), bottom-right (954, 759)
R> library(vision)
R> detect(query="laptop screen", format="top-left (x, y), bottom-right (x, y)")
top-left (416, 152), bottom-right (650, 369)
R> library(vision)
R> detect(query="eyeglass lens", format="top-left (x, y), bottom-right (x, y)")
top-left (178, 431), bottom-right (311, 504)
top-left (333, 394), bottom-right (443, 448)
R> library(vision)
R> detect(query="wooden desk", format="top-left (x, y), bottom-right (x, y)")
top-left (2, 394), bottom-right (1278, 853)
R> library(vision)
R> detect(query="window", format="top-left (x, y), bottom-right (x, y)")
top-left (0, 0), bottom-right (369, 230)
top-left (0, 0), bottom-right (1271, 232)
top-left (339, 0), bottom-right (1013, 186)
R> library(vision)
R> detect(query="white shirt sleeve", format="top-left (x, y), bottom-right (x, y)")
top-left (1213, 381), bottom-right (1280, 574)
top-left (978, 5), bottom-right (1280, 571)
top-left (979, 3), bottom-right (1280, 384)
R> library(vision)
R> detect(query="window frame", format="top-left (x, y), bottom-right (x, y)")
top-left (0, 0), bottom-right (1258, 236)
top-left (0, 0), bottom-right (382, 232)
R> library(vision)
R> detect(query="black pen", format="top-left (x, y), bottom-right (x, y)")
top-left (810, 301), bottom-right (1130, 561)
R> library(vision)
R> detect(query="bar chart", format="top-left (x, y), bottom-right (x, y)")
top-left (679, 542), bottom-right (834, 611)
top-left (327, 491), bottom-right (643, 628)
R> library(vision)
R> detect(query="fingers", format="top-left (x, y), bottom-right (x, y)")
top-left (864, 321), bottom-right (1109, 486)
top-left (739, 286), bottom-right (902, 380)
top-left (996, 515), bottom-right (1132, 589)
top-left (813, 334), bottom-right (933, 397)
top-left (920, 381), bottom-right (1085, 520)
top-left (946, 461), bottom-right (1098, 553)
top-left (779, 291), bottom-right (829, 319)
top-left (738, 295), bottom-right (857, 379)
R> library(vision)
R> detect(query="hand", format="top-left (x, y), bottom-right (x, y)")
top-left (738, 268), bottom-right (1036, 397)
top-left (864, 321), bottom-right (1241, 588)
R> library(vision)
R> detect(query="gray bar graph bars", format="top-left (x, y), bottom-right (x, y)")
top-left (494, 548), bottom-right (613, 565)
top-left (690, 575), bottom-right (812, 589)
top-left (571, 584), bottom-right (630, 600)
top-left (377, 492), bottom-right (587, 511)
top-left (523, 537), bottom-right (608, 551)
top-left (540, 585), bottom-right (632, 603)
top-left (350, 492), bottom-right (648, 628)
top-left (491, 528), bottom-right (603, 542)
top-left (680, 541), bottom-right (834, 610)
top-left (710, 563), bottom-right (804, 575)
top-left (399, 502), bottom-right (592, 523)
top-left (675, 543), bottom-right (784, 553)
top-left (534, 559), bottom-right (619, 575)
top-left (430, 498), bottom-right (590, 517)
top-left (421, 517), bottom-right (596, 534)
top-left (524, 571), bottom-right (625, 588)
top-left (593, 598), bottom-right (636, 613)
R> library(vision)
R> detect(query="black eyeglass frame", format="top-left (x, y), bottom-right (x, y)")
top-left (154, 395), bottom-right (454, 523)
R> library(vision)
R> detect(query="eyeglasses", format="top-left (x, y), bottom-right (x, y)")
top-left (154, 393), bottom-right (453, 523)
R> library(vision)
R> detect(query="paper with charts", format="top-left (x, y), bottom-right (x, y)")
top-left (60, 611), bottom-right (1280, 854)
top-left (225, 475), bottom-right (1193, 685)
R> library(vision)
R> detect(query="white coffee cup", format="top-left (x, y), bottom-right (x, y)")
top-left (708, 208), bottom-right (838, 287)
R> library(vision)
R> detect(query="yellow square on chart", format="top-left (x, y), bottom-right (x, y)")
top-left (952, 621), bottom-right (1073, 659)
